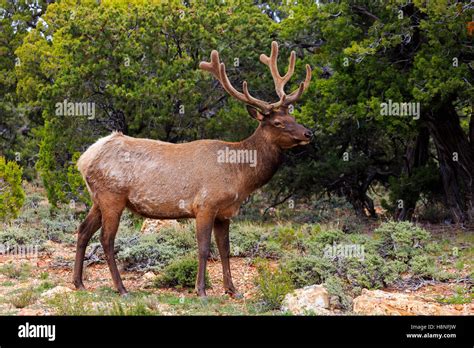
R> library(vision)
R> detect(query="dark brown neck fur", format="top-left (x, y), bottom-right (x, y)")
top-left (236, 125), bottom-right (283, 193)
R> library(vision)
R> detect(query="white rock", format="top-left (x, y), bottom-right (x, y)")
top-left (353, 289), bottom-right (472, 315)
top-left (142, 271), bottom-right (157, 282)
top-left (281, 284), bottom-right (331, 315)
top-left (40, 286), bottom-right (73, 300)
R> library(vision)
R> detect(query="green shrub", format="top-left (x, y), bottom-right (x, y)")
top-left (154, 255), bottom-right (210, 289)
top-left (10, 288), bottom-right (37, 308)
top-left (345, 254), bottom-right (386, 289)
top-left (46, 293), bottom-right (92, 315)
top-left (436, 287), bottom-right (473, 305)
top-left (305, 229), bottom-right (346, 254)
top-left (159, 223), bottom-right (197, 251)
top-left (382, 166), bottom-right (441, 221)
top-left (293, 222), bottom-right (438, 292)
top-left (282, 255), bottom-right (334, 288)
top-left (409, 255), bottom-right (436, 278)
top-left (375, 221), bottom-right (430, 261)
top-left (0, 262), bottom-right (32, 279)
top-left (42, 217), bottom-right (77, 244)
top-left (0, 156), bottom-right (25, 221)
top-left (382, 260), bottom-right (409, 286)
top-left (418, 202), bottom-right (451, 223)
top-left (117, 234), bottom-right (187, 271)
top-left (254, 259), bottom-right (294, 310)
top-left (0, 226), bottom-right (43, 247)
top-left (109, 300), bottom-right (153, 315)
top-left (230, 222), bottom-right (283, 258)
top-left (115, 222), bottom-right (217, 271)
top-left (36, 281), bottom-right (56, 293)
top-left (230, 222), bottom-right (266, 256)
top-left (275, 225), bottom-right (302, 248)
top-left (324, 275), bottom-right (352, 311)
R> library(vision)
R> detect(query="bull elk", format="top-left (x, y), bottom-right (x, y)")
top-left (73, 41), bottom-right (312, 297)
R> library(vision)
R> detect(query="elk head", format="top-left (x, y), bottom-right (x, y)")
top-left (200, 41), bottom-right (313, 149)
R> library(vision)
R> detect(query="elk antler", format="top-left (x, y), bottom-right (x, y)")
top-left (260, 41), bottom-right (312, 107)
top-left (200, 42), bottom-right (311, 114)
top-left (199, 50), bottom-right (274, 114)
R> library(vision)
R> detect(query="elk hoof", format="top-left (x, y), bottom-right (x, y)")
top-left (73, 281), bottom-right (86, 291)
top-left (196, 289), bottom-right (207, 298)
top-left (225, 289), bottom-right (243, 299)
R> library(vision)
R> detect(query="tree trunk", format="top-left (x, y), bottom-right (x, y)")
top-left (396, 126), bottom-right (430, 221)
top-left (427, 103), bottom-right (474, 224)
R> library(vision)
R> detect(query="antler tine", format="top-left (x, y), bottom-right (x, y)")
top-left (242, 81), bottom-right (273, 112)
top-left (199, 50), bottom-right (221, 80)
top-left (218, 63), bottom-right (272, 113)
top-left (284, 64), bottom-right (312, 106)
top-left (282, 51), bottom-right (296, 83)
top-left (259, 41), bottom-right (296, 99)
top-left (200, 49), bottom-right (273, 113)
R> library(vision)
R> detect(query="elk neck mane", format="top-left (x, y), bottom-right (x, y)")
top-left (236, 124), bottom-right (283, 192)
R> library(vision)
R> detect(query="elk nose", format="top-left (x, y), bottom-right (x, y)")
top-left (304, 130), bottom-right (313, 139)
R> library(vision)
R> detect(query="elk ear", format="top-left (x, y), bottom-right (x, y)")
top-left (246, 105), bottom-right (265, 121)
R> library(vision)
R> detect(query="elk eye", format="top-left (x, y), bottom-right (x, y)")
top-left (273, 121), bottom-right (285, 128)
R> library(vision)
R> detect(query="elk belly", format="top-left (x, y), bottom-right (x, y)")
top-left (126, 191), bottom-right (195, 219)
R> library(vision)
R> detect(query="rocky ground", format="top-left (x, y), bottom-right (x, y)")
top-left (0, 237), bottom-right (472, 316)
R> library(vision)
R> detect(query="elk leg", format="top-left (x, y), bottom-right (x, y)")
top-left (195, 212), bottom-right (215, 297)
top-left (73, 204), bottom-right (102, 290)
top-left (214, 219), bottom-right (240, 297)
top-left (100, 207), bottom-right (127, 295)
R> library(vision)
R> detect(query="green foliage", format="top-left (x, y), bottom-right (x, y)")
top-left (67, 152), bottom-right (91, 206)
top-left (409, 255), bottom-right (436, 278)
top-left (275, 225), bottom-right (304, 249)
top-left (311, 229), bottom-right (345, 247)
top-left (109, 301), bottom-right (153, 316)
top-left (0, 226), bottom-right (42, 247)
top-left (0, 262), bottom-right (32, 279)
top-left (10, 288), bottom-right (37, 309)
top-left (375, 221), bottom-right (431, 261)
top-left (0, 1), bottom-right (47, 180)
top-left (46, 293), bottom-right (95, 316)
top-left (324, 275), bottom-right (353, 311)
top-left (116, 223), bottom-right (197, 271)
top-left (281, 221), bottom-right (439, 294)
top-left (155, 255), bottom-right (210, 289)
top-left (117, 234), bottom-right (185, 271)
top-left (254, 259), bottom-right (294, 310)
top-left (0, 156), bottom-right (25, 221)
top-left (0, 197), bottom-right (79, 247)
top-left (436, 286), bottom-right (473, 305)
top-left (345, 254), bottom-right (386, 289)
top-left (382, 165), bottom-right (443, 219)
top-left (382, 260), bottom-right (409, 286)
top-left (42, 217), bottom-right (77, 245)
top-left (282, 255), bottom-right (333, 288)
top-left (230, 222), bottom-right (283, 258)
top-left (36, 280), bottom-right (56, 293)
